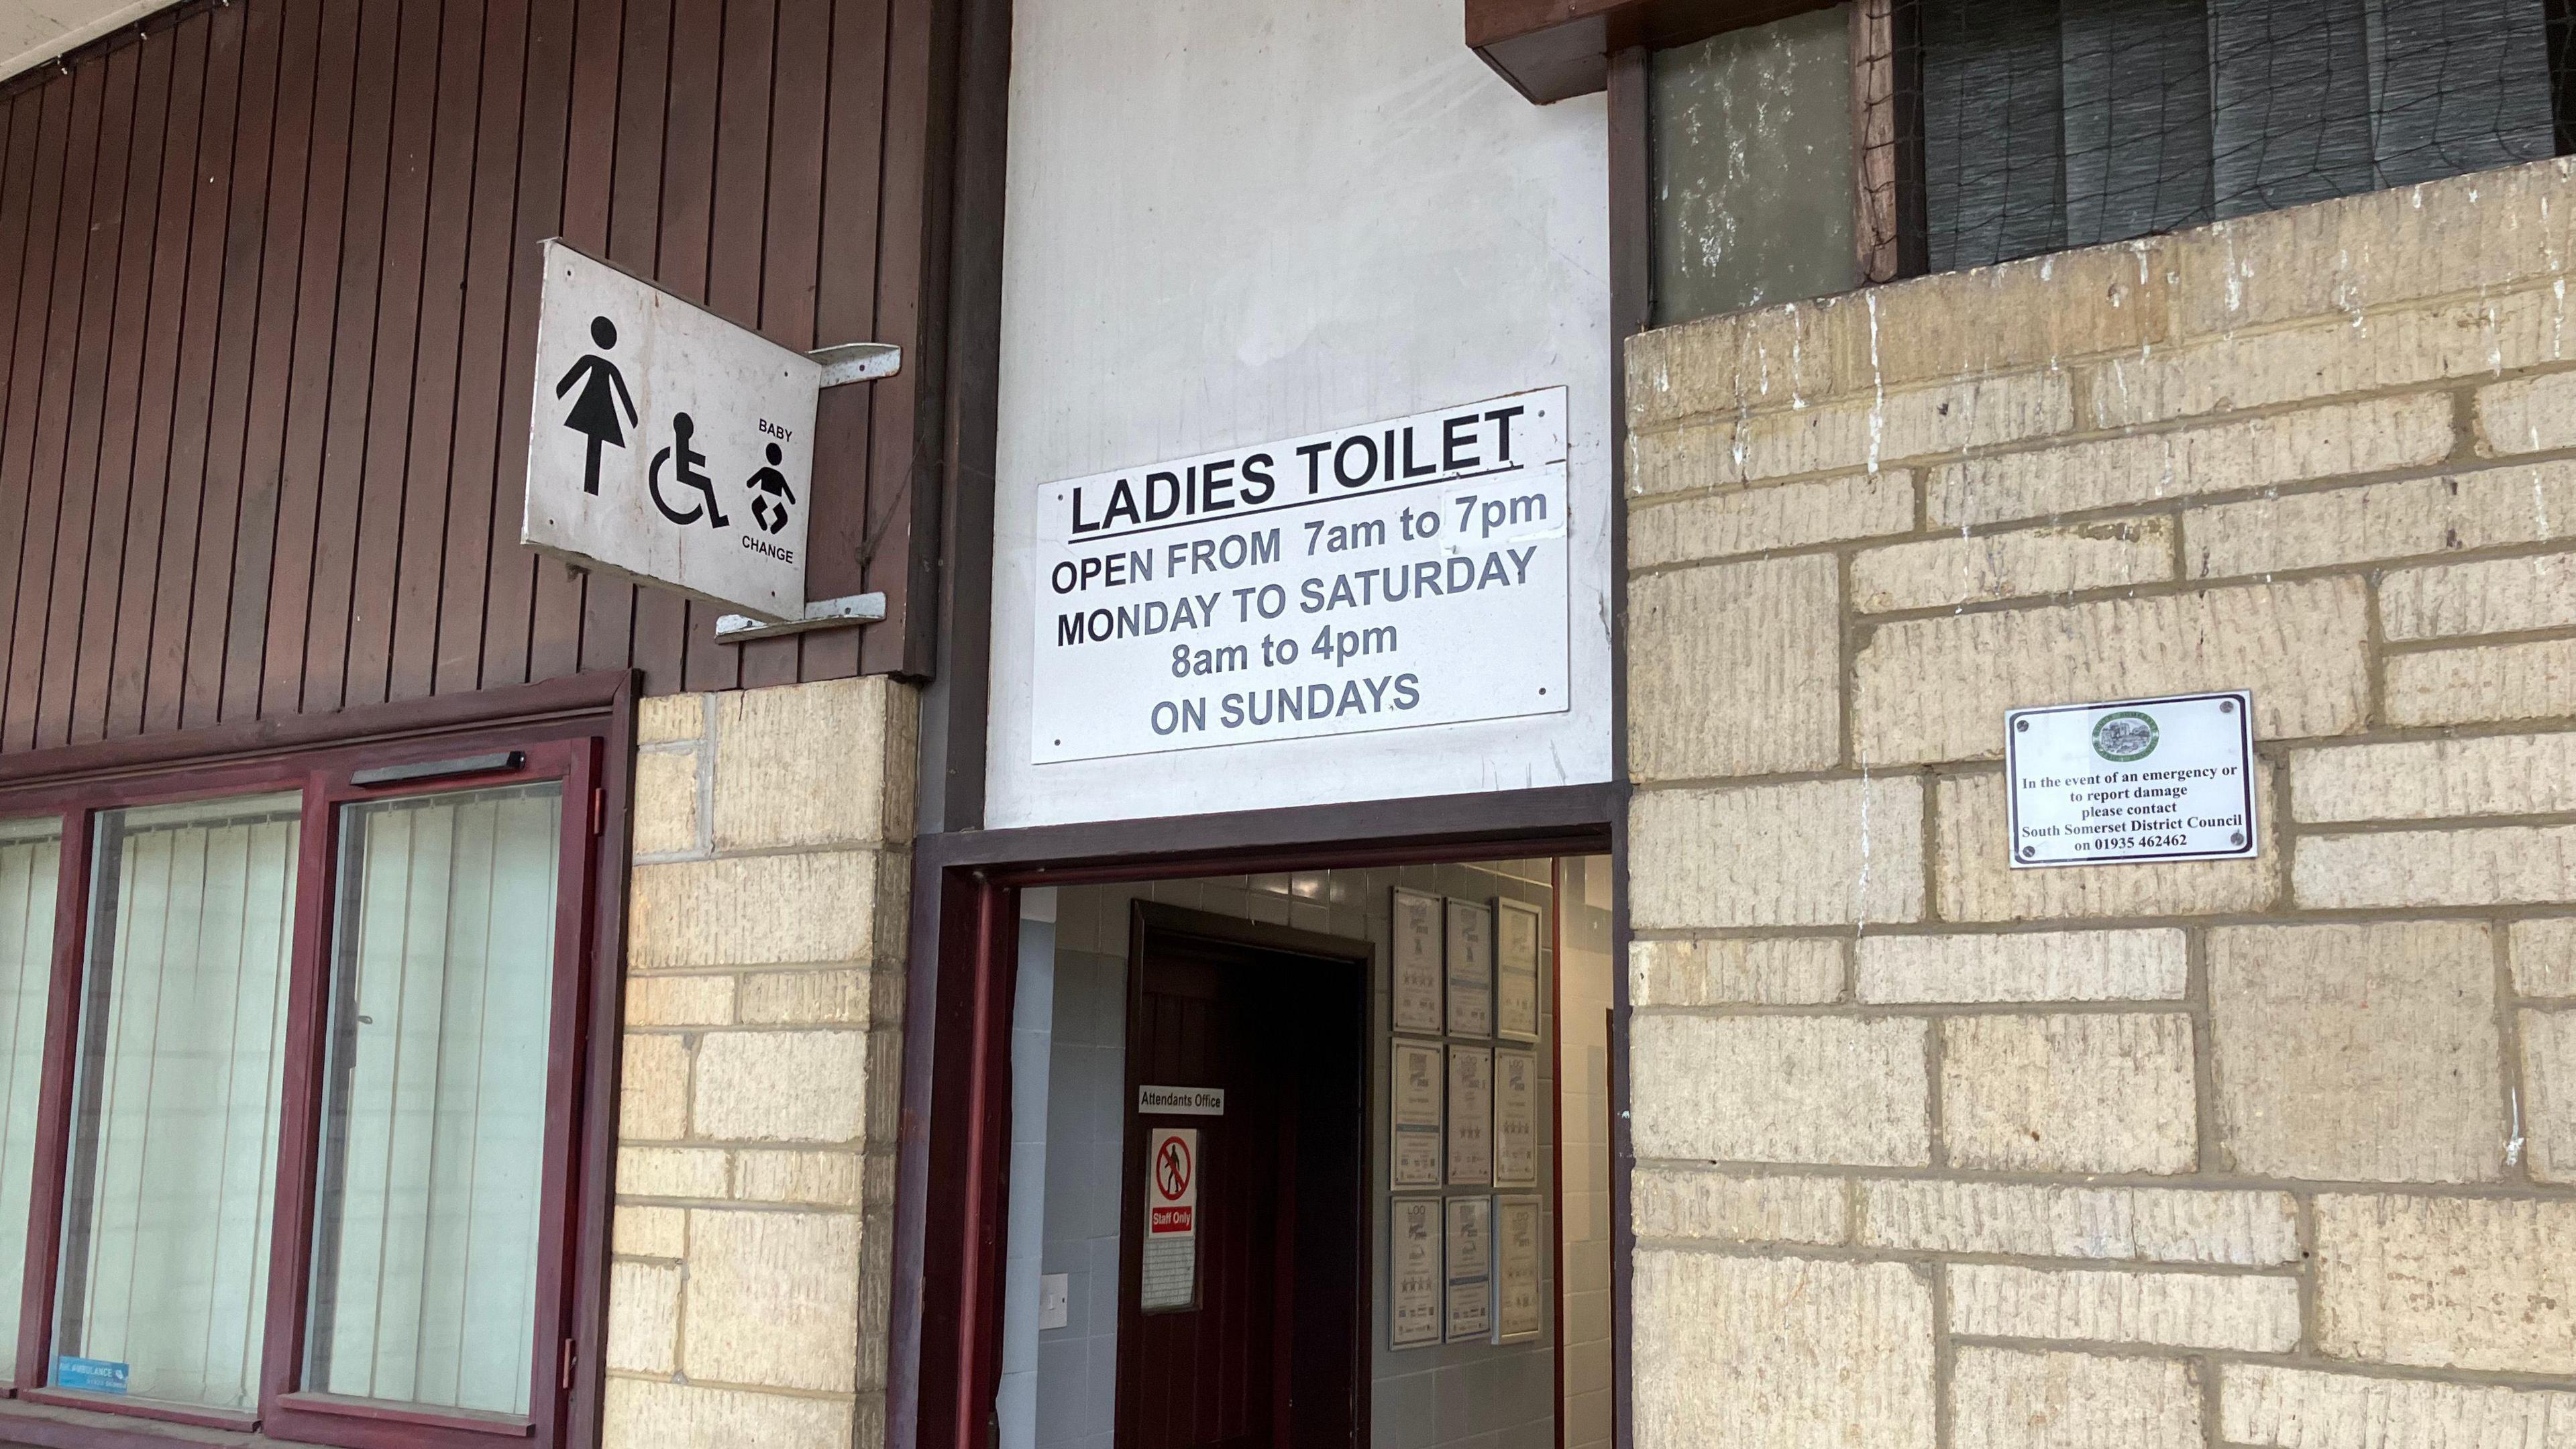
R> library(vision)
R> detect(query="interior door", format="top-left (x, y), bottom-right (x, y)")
top-left (1116, 904), bottom-right (1366, 1449)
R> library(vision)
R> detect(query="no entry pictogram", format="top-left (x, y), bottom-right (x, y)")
top-left (1155, 1136), bottom-right (1193, 1201)
top-left (1144, 1126), bottom-right (1198, 1240)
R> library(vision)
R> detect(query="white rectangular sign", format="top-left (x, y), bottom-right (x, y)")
top-left (1389, 1197), bottom-right (1442, 1350)
top-left (1391, 1039), bottom-right (1444, 1191)
top-left (1443, 1196), bottom-right (1492, 1343)
top-left (1493, 1046), bottom-right (1538, 1189)
top-left (1390, 888), bottom-right (1444, 1034)
top-left (1494, 1196), bottom-right (1543, 1344)
top-left (1445, 898), bottom-right (1493, 1038)
top-left (2006, 691), bottom-right (2258, 867)
top-left (1028, 388), bottom-right (1570, 763)
top-left (1446, 1045), bottom-right (1492, 1187)
top-left (1141, 1126), bottom-right (1198, 1311)
top-left (523, 240), bottom-right (818, 620)
top-left (1136, 1085), bottom-right (1225, 1116)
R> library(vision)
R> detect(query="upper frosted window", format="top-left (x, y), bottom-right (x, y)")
top-left (1652, 6), bottom-right (1861, 326)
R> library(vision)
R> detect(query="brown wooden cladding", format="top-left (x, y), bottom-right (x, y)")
top-left (0, 0), bottom-right (952, 754)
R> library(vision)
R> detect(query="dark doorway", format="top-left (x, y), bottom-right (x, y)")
top-left (1116, 904), bottom-right (1369, 1449)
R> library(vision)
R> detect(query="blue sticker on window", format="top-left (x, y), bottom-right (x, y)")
top-left (53, 1356), bottom-right (128, 1394)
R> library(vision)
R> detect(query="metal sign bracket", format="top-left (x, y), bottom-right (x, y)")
top-left (810, 342), bottom-right (902, 387)
top-left (715, 592), bottom-right (888, 643)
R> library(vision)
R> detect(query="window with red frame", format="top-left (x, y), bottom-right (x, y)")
top-left (0, 729), bottom-right (603, 1448)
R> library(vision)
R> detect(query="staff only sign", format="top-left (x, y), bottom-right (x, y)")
top-left (1028, 388), bottom-right (1570, 763)
top-left (522, 241), bottom-right (818, 620)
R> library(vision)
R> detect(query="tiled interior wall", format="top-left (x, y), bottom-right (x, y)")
top-left (1014, 861), bottom-right (1601, 1449)
top-left (1622, 155), bottom-right (2576, 1448)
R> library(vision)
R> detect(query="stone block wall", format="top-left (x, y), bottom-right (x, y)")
top-left (1623, 156), bottom-right (2576, 1448)
top-left (600, 677), bottom-right (917, 1449)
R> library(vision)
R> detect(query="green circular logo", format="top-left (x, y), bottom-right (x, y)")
top-left (2092, 710), bottom-right (2159, 762)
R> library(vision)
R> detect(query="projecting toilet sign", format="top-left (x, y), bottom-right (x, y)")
top-left (1028, 388), bottom-right (1570, 763)
top-left (2006, 690), bottom-right (2258, 867)
top-left (522, 240), bottom-right (818, 620)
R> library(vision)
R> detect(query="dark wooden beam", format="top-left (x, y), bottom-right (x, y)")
top-left (1467, 0), bottom-right (1837, 103)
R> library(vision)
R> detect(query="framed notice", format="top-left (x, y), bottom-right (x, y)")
top-left (1494, 1196), bottom-right (1544, 1343)
top-left (1445, 898), bottom-right (1493, 1036)
top-left (1443, 1196), bottom-right (1493, 1343)
top-left (1493, 1046), bottom-right (1538, 1188)
top-left (1140, 1127), bottom-right (1199, 1312)
top-left (1495, 898), bottom-right (1542, 1042)
top-left (1390, 1197), bottom-right (1443, 1349)
top-left (1391, 888), bottom-right (1444, 1034)
top-left (1446, 1045), bottom-right (1493, 1186)
top-left (1390, 1039), bottom-right (1444, 1189)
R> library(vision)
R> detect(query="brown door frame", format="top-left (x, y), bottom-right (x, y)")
top-left (886, 782), bottom-right (1619, 1449)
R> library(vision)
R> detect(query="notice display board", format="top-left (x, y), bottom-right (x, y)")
top-left (2006, 691), bottom-right (2258, 867)
top-left (1028, 389), bottom-right (1569, 763)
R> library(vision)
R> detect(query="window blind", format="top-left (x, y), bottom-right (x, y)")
top-left (55, 796), bottom-right (302, 1412)
top-left (305, 784), bottom-right (563, 1417)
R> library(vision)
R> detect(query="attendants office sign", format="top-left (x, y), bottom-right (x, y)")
top-left (1029, 389), bottom-right (1569, 763)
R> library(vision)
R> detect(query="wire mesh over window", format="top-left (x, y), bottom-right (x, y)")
top-left (1858, 0), bottom-right (2571, 276)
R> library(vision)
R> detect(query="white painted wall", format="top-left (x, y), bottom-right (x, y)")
top-left (987, 0), bottom-right (1613, 828)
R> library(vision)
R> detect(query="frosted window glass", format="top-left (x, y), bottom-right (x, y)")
top-left (303, 783), bottom-right (561, 1417)
top-left (0, 818), bottom-right (60, 1381)
top-left (1651, 6), bottom-right (1859, 325)
top-left (54, 794), bottom-right (302, 1411)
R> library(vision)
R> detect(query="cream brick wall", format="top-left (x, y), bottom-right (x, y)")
top-left (603, 678), bottom-right (916, 1449)
top-left (1624, 156), bottom-right (2576, 1449)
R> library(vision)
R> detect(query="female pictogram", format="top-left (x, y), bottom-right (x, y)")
top-left (556, 316), bottom-right (639, 494)
top-left (746, 443), bottom-right (796, 535)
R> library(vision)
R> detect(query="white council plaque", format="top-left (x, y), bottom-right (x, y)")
top-left (523, 240), bottom-right (818, 620)
top-left (1028, 388), bottom-right (1570, 763)
top-left (2006, 690), bottom-right (2257, 868)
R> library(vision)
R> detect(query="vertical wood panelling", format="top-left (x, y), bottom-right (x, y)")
top-left (7, 68), bottom-right (105, 753)
top-left (142, 1), bottom-right (244, 737)
top-left (34, 46), bottom-right (142, 752)
top-left (293, 0), bottom-right (404, 717)
top-left (199, 0), bottom-right (292, 731)
top-left (384, 0), bottom-right (491, 705)
top-left (337, 0), bottom-right (448, 712)
top-left (533, 0), bottom-right (616, 688)
top-left (249, 0), bottom-right (354, 723)
top-left (429, 0), bottom-right (530, 698)
top-left (103, 16), bottom-right (210, 741)
top-left (476, 0), bottom-right (574, 694)
top-left (800, 0), bottom-right (885, 684)
top-left (0, 0), bottom-right (934, 749)
top-left (577, 0), bottom-right (667, 680)
top-left (68, 35), bottom-right (170, 747)
top-left (0, 91), bottom-right (56, 743)
top-left (742, 0), bottom-right (828, 691)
